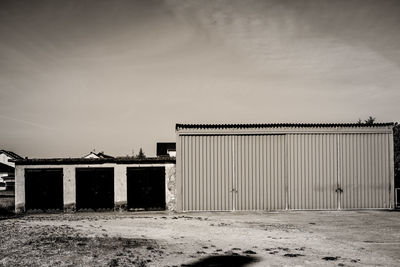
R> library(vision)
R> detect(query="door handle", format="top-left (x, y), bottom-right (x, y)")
top-left (335, 188), bottom-right (343, 193)
top-left (230, 189), bottom-right (238, 193)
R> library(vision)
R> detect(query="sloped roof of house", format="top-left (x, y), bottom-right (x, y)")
top-left (0, 150), bottom-right (23, 160)
top-left (83, 151), bottom-right (114, 159)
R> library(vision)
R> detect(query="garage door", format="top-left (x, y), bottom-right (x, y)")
top-left (25, 168), bottom-right (63, 211)
top-left (76, 168), bottom-right (114, 210)
top-left (180, 135), bottom-right (285, 211)
top-left (127, 167), bottom-right (165, 210)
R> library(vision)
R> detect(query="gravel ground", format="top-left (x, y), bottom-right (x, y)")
top-left (0, 211), bottom-right (399, 266)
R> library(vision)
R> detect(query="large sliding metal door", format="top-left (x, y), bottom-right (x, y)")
top-left (180, 135), bottom-right (235, 211)
top-left (339, 134), bottom-right (391, 209)
top-left (179, 132), bottom-right (393, 211)
top-left (235, 135), bottom-right (286, 210)
top-left (180, 134), bottom-right (285, 211)
top-left (287, 134), bottom-right (338, 210)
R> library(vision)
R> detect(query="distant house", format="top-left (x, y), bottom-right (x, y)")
top-left (83, 151), bottom-right (114, 159)
top-left (0, 150), bottom-right (23, 191)
top-left (156, 142), bottom-right (176, 157)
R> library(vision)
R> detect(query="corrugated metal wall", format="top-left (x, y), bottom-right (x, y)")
top-left (287, 134), bottom-right (338, 210)
top-left (178, 132), bottom-right (393, 211)
top-left (180, 135), bottom-right (234, 211)
top-left (235, 135), bottom-right (286, 210)
top-left (339, 134), bottom-right (391, 209)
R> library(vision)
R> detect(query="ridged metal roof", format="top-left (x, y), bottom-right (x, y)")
top-left (176, 122), bottom-right (394, 130)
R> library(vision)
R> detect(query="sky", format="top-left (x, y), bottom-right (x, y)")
top-left (1, 0), bottom-right (400, 158)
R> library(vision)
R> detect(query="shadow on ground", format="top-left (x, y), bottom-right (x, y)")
top-left (182, 255), bottom-right (259, 267)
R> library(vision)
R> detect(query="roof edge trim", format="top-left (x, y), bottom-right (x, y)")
top-left (176, 122), bottom-right (394, 130)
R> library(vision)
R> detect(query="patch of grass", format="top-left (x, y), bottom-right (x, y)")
top-left (0, 222), bottom-right (155, 266)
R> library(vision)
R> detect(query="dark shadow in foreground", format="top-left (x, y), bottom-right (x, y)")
top-left (182, 255), bottom-right (259, 267)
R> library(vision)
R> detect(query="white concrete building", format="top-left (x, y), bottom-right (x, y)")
top-left (14, 157), bottom-right (175, 213)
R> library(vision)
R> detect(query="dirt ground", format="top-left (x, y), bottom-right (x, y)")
top-left (0, 211), bottom-right (399, 266)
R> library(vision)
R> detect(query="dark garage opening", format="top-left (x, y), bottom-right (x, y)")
top-left (127, 167), bottom-right (165, 210)
top-left (76, 168), bottom-right (114, 210)
top-left (25, 168), bottom-right (63, 211)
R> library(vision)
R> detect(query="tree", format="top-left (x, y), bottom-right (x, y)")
top-left (364, 116), bottom-right (376, 125)
top-left (136, 148), bottom-right (146, 159)
top-left (357, 116), bottom-right (376, 124)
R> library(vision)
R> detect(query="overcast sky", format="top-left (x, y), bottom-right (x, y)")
top-left (1, 0), bottom-right (399, 158)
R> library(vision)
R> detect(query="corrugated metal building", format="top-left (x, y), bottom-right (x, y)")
top-left (175, 123), bottom-right (395, 211)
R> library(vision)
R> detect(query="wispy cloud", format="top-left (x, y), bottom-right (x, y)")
top-left (0, 114), bottom-right (54, 130)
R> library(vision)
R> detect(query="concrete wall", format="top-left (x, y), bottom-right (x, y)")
top-left (165, 164), bottom-right (176, 211)
top-left (114, 165), bottom-right (127, 210)
top-left (15, 163), bottom-right (176, 213)
top-left (15, 165), bottom-right (25, 212)
top-left (63, 166), bottom-right (75, 211)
